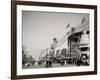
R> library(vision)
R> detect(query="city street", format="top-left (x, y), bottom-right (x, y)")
top-left (23, 63), bottom-right (78, 69)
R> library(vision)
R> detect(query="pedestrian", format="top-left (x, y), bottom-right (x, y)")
top-left (46, 57), bottom-right (52, 68)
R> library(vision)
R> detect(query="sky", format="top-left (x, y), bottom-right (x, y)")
top-left (22, 11), bottom-right (89, 60)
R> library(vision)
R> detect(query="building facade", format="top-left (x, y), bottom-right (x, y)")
top-left (67, 16), bottom-right (89, 65)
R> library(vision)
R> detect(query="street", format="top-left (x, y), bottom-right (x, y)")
top-left (23, 63), bottom-right (78, 69)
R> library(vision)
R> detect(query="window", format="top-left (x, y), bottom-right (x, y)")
top-left (80, 47), bottom-right (89, 51)
top-left (86, 31), bottom-right (89, 34)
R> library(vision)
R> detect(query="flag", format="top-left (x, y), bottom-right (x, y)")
top-left (81, 17), bottom-right (85, 24)
top-left (65, 23), bottom-right (70, 29)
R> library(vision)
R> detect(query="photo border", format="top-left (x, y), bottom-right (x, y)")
top-left (11, 1), bottom-right (97, 80)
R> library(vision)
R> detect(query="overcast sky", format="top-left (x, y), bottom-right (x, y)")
top-left (22, 11), bottom-right (89, 60)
